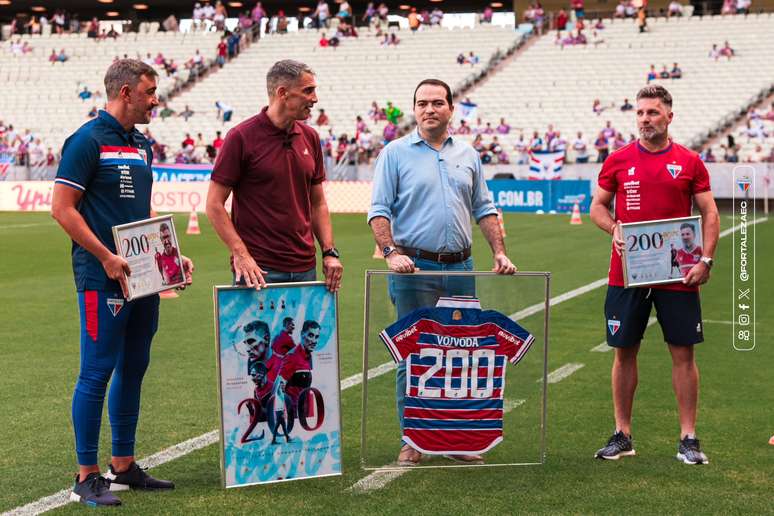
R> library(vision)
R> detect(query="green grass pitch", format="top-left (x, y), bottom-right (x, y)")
top-left (0, 211), bottom-right (771, 515)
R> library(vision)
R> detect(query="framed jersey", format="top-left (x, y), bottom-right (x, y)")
top-left (213, 283), bottom-right (343, 488)
top-left (112, 214), bottom-right (185, 300)
top-left (361, 271), bottom-right (550, 470)
top-left (620, 215), bottom-right (704, 288)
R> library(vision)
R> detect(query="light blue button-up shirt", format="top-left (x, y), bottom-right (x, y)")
top-left (368, 128), bottom-right (497, 252)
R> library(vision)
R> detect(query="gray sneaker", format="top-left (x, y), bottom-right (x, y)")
top-left (676, 436), bottom-right (709, 465)
top-left (69, 472), bottom-right (122, 507)
top-left (595, 431), bottom-right (636, 460)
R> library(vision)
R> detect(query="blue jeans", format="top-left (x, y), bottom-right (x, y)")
top-left (389, 257), bottom-right (475, 442)
top-left (233, 266), bottom-right (316, 285)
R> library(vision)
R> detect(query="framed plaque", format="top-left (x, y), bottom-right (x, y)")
top-left (112, 214), bottom-right (185, 301)
top-left (214, 283), bottom-right (343, 488)
top-left (620, 215), bottom-right (703, 288)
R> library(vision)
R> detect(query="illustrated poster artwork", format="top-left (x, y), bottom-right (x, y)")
top-left (214, 284), bottom-right (342, 488)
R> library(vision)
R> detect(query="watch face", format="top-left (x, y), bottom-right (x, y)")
top-left (382, 246), bottom-right (394, 257)
top-left (324, 248), bottom-right (340, 258)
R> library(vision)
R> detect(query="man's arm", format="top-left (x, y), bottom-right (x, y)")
top-left (478, 214), bottom-right (516, 274)
top-left (310, 183), bottom-right (343, 292)
top-left (205, 180), bottom-right (266, 289)
top-left (683, 190), bottom-right (720, 286)
top-left (369, 216), bottom-right (415, 273)
top-left (590, 186), bottom-right (624, 254)
top-left (51, 183), bottom-right (130, 297)
top-left (470, 151), bottom-right (515, 274)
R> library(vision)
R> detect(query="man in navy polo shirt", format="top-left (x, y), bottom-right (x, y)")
top-left (206, 59), bottom-right (343, 291)
top-left (52, 59), bottom-right (193, 507)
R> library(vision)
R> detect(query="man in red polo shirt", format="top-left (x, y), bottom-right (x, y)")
top-left (590, 85), bottom-right (719, 465)
top-left (205, 59), bottom-right (343, 291)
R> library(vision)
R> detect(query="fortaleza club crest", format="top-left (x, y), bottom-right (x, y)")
top-left (666, 163), bottom-right (682, 179)
top-left (737, 177), bottom-right (752, 192)
top-left (107, 297), bottom-right (125, 317)
top-left (607, 319), bottom-right (621, 335)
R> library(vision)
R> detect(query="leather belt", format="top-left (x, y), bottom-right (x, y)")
top-left (396, 246), bottom-right (471, 264)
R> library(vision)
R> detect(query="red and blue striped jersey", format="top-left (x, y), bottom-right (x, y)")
top-left (380, 297), bottom-right (534, 455)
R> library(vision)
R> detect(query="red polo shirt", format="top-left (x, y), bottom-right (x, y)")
top-left (211, 107), bottom-right (326, 271)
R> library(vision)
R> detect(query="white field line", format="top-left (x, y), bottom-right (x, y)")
top-left (539, 363), bottom-right (585, 384)
top-left (349, 399), bottom-right (528, 494)
top-left (590, 317), bottom-right (657, 352)
top-left (719, 216), bottom-right (767, 238)
top-left (0, 222), bottom-right (56, 230)
top-left (3, 364), bottom-right (397, 516)
top-left (509, 278), bottom-right (609, 321)
top-left (340, 362), bottom-right (396, 390)
top-left (12, 217), bottom-right (764, 514)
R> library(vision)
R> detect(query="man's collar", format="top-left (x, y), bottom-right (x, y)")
top-left (98, 110), bottom-right (130, 134)
top-left (258, 106), bottom-right (302, 136)
top-left (98, 110), bottom-right (143, 141)
top-left (410, 127), bottom-right (453, 146)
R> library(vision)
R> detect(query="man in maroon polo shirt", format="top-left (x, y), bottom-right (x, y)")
top-left (205, 59), bottom-right (343, 291)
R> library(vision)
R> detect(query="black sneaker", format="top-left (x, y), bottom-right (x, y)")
top-left (595, 431), bottom-right (636, 460)
top-left (69, 472), bottom-right (122, 507)
top-left (676, 436), bottom-right (709, 465)
top-left (105, 462), bottom-right (175, 491)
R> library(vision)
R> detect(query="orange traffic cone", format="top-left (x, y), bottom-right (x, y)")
top-left (372, 244), bottom-right (382, 259)
top-left (570, 202), bottom-right (582, 225)
top-left (497, 208), bottom-right (507, 238)
top-left (159, 289), bottom-right (179, 299)
top-left (186, 210), bottom-right (201, 235)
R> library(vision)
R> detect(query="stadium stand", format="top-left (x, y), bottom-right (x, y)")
top-left (704, 95), bottom-right (774, 162)
top-left (0, 29), bottom-right (222, 159)
top-left (149, 25), bottom-right (523, 159)
top-left (455, 13), bottom-right (774, 163)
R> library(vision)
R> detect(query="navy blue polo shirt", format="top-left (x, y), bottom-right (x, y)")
top-left (55, 110), bottom-right (154, 291)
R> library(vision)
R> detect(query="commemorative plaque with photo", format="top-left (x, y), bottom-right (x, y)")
top-left (112, 214), bottom-right (185, 300)
top-left (620, 215), bottom-right (703, 288)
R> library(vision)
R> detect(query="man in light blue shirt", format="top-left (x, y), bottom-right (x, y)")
top-left (368, 78), bottom-right (516, 466)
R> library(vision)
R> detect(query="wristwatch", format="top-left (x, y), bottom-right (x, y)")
top-left (382, 246), bottom-right (396, 258)
top-left (700, 256), bottom-right (714, 268)
top-left (322, 247), bottom-right (340, 259)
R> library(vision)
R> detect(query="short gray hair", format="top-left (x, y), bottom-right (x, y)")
top-left (266, 59), bottom-right (314, 98)
top-left (104, 59), bottom-right (158, 99)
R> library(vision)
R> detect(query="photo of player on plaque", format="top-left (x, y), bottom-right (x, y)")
top-left (214, 283), bottom-right (342, 488)
top-left (112, 214), bottom-right (185, 300)
top-left (155, 221), bottom-right (184, 286)
top-left (620, 215), bottom-right (703, 288)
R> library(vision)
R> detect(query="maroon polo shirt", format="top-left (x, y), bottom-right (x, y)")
top-left (211, 107), bottom-right (326, 272)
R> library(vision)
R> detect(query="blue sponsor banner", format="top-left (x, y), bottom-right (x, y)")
top-left (486, 179), bottom-right (591, 213)
top-left (152, 164), bottom-right (212, 182)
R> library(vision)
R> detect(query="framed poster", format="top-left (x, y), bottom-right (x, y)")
top-left (112, 214), bottom-right (185, 300)
top-left (214, 283), bottom-right (342, 488)
top-left (620, 215), bottom-right (703, 288)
